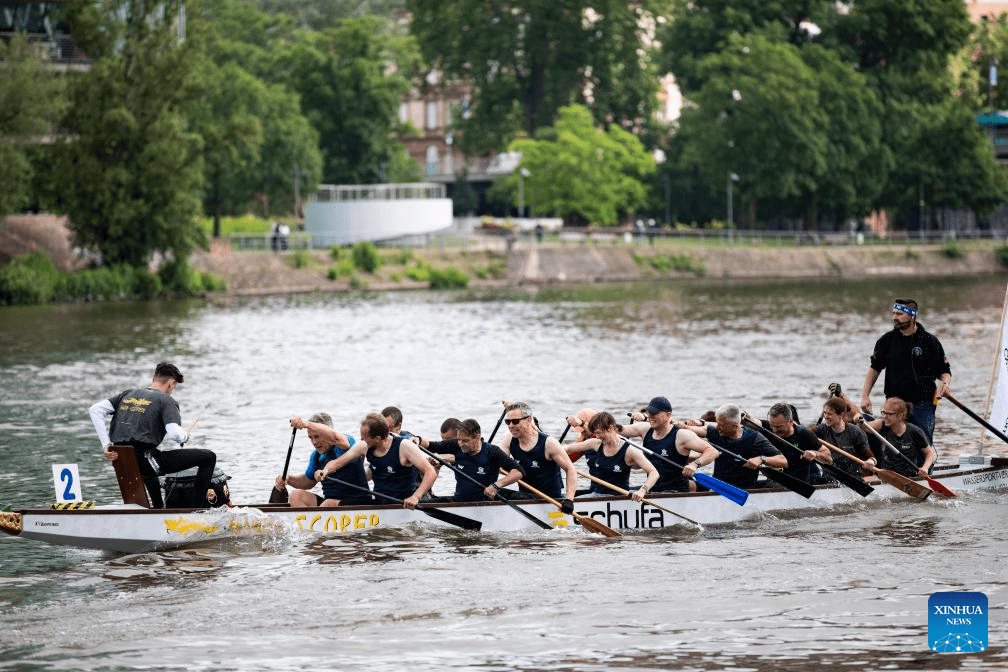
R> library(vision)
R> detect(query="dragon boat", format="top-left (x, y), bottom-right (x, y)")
top-left (2, 455), bottom-right (1006, 553)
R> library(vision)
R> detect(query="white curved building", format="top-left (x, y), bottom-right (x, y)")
top-left (305, 183), bottom-right (452, 246)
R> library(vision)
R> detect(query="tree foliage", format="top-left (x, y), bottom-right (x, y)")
top-left (0, 34), bottom-right (66, 216)
top-left (276, 17), bottom-right (414, 184)
top-left (658, 0), bottom-right (1005, 227)
top-left (408, 0), bottom-right (662, 154)
top-left (54, 0), bottom-right (206, 267)
top-left (510, 104), bottom-right (655, 226)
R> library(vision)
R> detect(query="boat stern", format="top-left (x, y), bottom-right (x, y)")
top-left (0, 510), bottom-right (23, 536)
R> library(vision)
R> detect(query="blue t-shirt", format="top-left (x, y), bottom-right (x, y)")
top-left (304, 435), bottom-right (357, 478)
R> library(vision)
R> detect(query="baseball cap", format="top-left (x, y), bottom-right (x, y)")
top-left (645, 396), bottom-right (672, 414)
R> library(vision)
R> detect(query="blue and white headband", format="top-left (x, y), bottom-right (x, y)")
top-left (893, 303), bottom-right (917, 317)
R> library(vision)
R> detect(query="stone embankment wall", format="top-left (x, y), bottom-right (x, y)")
top-left (3, 215), bottom-right (1005, 295)
top-left (509, 244), bottom-right (1005, 285)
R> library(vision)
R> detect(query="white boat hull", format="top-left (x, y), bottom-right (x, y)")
top-left (3, 457), bottom-right (1007, 553)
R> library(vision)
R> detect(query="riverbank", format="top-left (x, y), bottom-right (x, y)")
top-left (4, 216), bottom-right (1005, 296)
top-left (189, 237), bottom-right (1008, 296)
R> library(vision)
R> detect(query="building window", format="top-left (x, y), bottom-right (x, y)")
top-left (426, 146), bottom-right (439, 175)
top-left (399, 102), bottom-right (409, 124)
top-left (426, 101), bottom-right (438, 130)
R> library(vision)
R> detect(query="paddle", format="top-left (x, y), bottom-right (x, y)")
top-left (269, 428), bottom-right (298, 504)
top-left (515, 478), bottom-right (622, 537)
top-left (322, 474), bottom-right (482, 531)
top-left (817, 436), bottom-right (932, 500)
top-left (858, 418), bottom-right (956, 498)
top-left (740, 416), bottom-right (874, 498)
top-left (705, 439), bottom-right (817, 498)
top-left (944, 392), bottom-right (1008, 446)
top-left (486, 405), bottom-right (507, 444)
top-left (414, 444), bottom-right (553, 530)
top-left (575, 468), bottom-right (701, 529)
top-left (620, 436), bottom-right (749, 506)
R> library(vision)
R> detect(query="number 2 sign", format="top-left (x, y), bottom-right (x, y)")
top-left (52, 464), bottom-right (82, 503)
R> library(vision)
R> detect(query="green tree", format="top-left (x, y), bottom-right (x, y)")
top-left (195, 0), bottom-right (323, 219)
top-left (55, 0), bottom-right (206, 268)
top-left (837, 0), bottom-right (1004, 224)
top-left (956, 12), bottom-right (1008, 112)
top-left (509, 104), bottom-right (655, 226)
top-left (658, 0), bottom-right (837, 95)
top-left (408, 0), bottom-right (662, 154)
top-left (796, 44), bottom-right (887, 224)
top-left (188, 62), bottom-right (265, 237)
top-left (276, 18), bottom-right (413, 183)
top-left (676, 35), bottom-right (828, 224)
top-left (0, 34), bottom-right (66, 216)
top-left (251, 84), bottom-right (323, 216)
top-left (252, 0), bottom-right (407, 30)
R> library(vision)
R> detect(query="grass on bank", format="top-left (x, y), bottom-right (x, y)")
top-left (0, 251), bottom-right (226, 306)
top-left (320, 241), bottom-right (472, 290)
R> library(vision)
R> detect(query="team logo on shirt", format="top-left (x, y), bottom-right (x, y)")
top-left (386, 466), bottom-right (394, 473)
top-left (530, 460), bottom-right (540, 468)
top-left (912, 346), bottom-right (923, 356)
top-left (612, 465), bottom-right (623, 473)
top-left (476, 467), bottom-right (486, 475)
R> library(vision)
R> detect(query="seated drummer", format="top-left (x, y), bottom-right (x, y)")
top-left (418, 418), bottom-right (525, 501)
top-left (274, 413), bottom-right (371, 508)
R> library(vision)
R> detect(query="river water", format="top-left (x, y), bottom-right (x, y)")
top-left (1, 275), bottom-right (1006, 671)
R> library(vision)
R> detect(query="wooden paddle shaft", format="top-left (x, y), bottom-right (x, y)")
top-left (860, 421), bottom-right (956, 497)
top-left (818, 436), bottom-right (932, 499)
top-left (516, 479), bottom-right (622, 537)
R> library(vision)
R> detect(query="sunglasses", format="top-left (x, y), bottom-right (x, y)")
top-left (504, 416), bottom-right (528, 425)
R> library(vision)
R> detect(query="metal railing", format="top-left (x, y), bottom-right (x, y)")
top-left (312, 183), bottom-right (445, 203)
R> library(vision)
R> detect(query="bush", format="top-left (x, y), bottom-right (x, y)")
top-left (349, 274), bottom-right (367, 289)
top-left (428, 266), bottom-right (469, 289)
top-left (996, 246), bottom-right (1008, 267)
top-left (329, 246), bottom-right (342, 260)
top-left (0, 252), bottom-right (222, 305)
top-left (405, 263), bottom-right (430, 282)
top-left (0, 251), bottom-right (57, 305)
top-left (940, 243), bottom-right (964, 259)
top-left (134, 267), bottom-right (164, 298)
top-left (352, 241), bottom-right (380, 273)
top-left (285, 250), bottom-right (312, 269)
top-left (199, 271), bottom-right (226, 292)
top-left (392, 249), bottom-right (413, 265)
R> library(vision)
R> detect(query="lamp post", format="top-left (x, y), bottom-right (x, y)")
top-left (727, 171), bottom-right (739, 244)
top-left (293, 163), bottom-right (310, 220)
top-left (518, 167), bottom-right (530, 219)
top-left (727, 89), bottom-right (742, 244)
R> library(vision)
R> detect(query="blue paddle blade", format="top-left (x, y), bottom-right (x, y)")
top-left (695, 472), bottom-right (749, 506)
